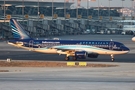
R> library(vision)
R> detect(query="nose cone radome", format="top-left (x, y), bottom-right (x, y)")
top-left (123, 47), bottom-right (130, 54)
top-left (122, 46), bottom-right (130, 52)
top-left (125, 47), bottom-right (130, 51)
top-left (132, 37), bottom-right (135, 41)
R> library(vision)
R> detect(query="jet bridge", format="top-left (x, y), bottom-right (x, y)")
top-left (0, 22), bottom-right (12, 39)
top-left (50, 19), bottom-right (62, 36)
top-left (74, 19), bottom-right (87, 34)
top-left (64, 19), bottom-right (79, 35)
top-left (35, 23), bottom-right (48, 37)
top-left (26, 20), bottom-right (50, 37)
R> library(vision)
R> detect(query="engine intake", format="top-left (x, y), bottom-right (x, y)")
top-left (75, 51), bottom-right (87, 59)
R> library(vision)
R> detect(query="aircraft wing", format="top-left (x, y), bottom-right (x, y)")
top-left (51, 45), bottom-right (97, 55)
top-left (52, 45), bottom-right (87, 51)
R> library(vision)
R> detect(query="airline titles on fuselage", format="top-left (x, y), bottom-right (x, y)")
top-left (42, 41), bottom-right (60, 44)
top-left (21, 40), bottom-right (120, 49)
top-left (40, 41), bottom-right (119, 49)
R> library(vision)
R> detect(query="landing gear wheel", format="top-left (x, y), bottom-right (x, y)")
top-left (111, 58), bottom-right (115, 62)
top-left (111, 54), bottom-right (114, 62)
top-left (65, 57), bottom-right (69, 60)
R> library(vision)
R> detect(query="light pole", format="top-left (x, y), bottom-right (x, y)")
top-left (122, 0), bottom-right (124, 17)
top-left (98, 0), bottom-right (99, 20)
top-left (64, 0), bottom-right (66, 18)
top-left (38, 0), bottom-right (40, 21)
top-left (22, 0), bottom-right (24, 23)
top-left (87, 0), bottom-right (89, 29)
top-left (131, 0), bottom-right (134, 34)
top-left (76, 0), bottom-right (78, 19)
top-left (131, 0), bottom-right (134, 18)
top-left (121, 0), bottom-right (125, 33)
top-left (87, 0), bottom-right (89, 19)
top-left (52, 0), bottom-right (54, 19)
top-left (4, 0), bottom-right (5, 23)
top-left (108, 0), bottom-right (111, 20)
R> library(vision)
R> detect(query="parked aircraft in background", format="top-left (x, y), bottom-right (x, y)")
top-left (118, 20), bottom-right (135, 35)
top-left (8, 19), bottom-right (130, 61)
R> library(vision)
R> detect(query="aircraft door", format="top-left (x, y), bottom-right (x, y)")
top-left (29, 40), bottom-right (34, 48)
top-left (109, 41), bottom-right (114, 50)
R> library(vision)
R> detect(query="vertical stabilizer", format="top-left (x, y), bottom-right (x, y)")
top-left (10, 19), bottom-right (31, 39)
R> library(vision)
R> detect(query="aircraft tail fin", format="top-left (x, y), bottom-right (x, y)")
top-left (10, 19), bottom-right (31, 39)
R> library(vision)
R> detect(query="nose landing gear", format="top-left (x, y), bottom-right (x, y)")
top-left (111, 54), bottom-right (115, 62)
top-left (65, 56), bottom-right (70, 60)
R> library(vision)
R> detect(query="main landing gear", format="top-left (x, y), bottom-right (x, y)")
top-left (65, 56), bottom-right (70, 60)
top-left (72, 56), bottom-right (77, 60)
top-left (111, 54), bottom-right (115, 62)
top-left (65, 56), bottom-right (77, 60)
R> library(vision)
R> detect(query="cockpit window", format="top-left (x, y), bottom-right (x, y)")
top-left (120, 45), bottom-right (125, 47)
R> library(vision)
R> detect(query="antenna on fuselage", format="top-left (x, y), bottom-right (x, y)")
top-left (110, 39), bottom-right (113, 41)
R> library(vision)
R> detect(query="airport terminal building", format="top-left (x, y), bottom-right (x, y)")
top-left (0, 0), bottom-right (135, 39)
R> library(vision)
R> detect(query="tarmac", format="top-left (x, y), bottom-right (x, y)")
top-left (0, 34), bottom-right (135, 90)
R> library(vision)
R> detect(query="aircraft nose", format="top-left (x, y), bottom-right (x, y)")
top-left (123, 46), bottom-right (130, 51)
top-left (126, 47), bottom-right (130, 51)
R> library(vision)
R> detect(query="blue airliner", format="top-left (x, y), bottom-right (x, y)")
top-left (8, 19), bottom-right (130, 61)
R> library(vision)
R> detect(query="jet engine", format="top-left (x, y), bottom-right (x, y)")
top-left (75, 51), bottom-right (87, 59)
top-left (87, 53), bottom-right (98, 58)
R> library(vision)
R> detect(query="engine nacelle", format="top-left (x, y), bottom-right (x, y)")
top-left (87, 53), bottom-right (98, 58)
top-left (75, 51), bottom-right (87, 59)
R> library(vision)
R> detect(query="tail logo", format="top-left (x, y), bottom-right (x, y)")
top-left (10, 19), bottom-right (30, 39)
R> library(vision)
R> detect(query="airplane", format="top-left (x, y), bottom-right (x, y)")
top-left (8, 19), bottom-right (130, 62)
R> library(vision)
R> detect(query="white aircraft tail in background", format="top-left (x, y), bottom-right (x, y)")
top-left (132, 37), bottom-right (135, 41)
